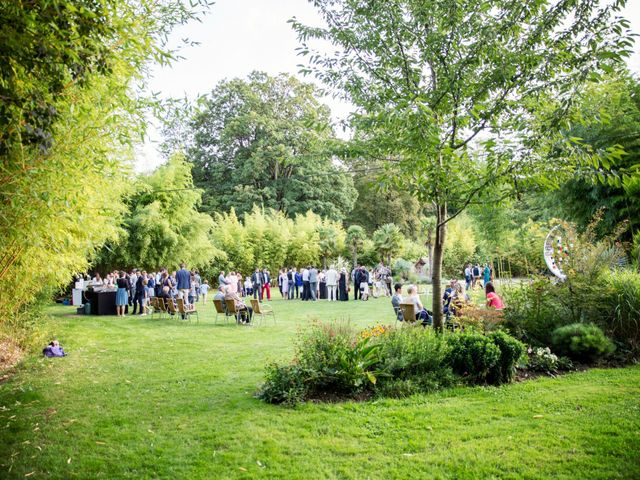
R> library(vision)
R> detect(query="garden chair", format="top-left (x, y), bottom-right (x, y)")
top-left (176, 298), bottom-right (198, 324)
top-left (213, 299), bottom-right (231, 325)
top-left (155, 297), bottom-right (168, 319)
top-left (225, 299), bottom-right (242, 325)
top-left (250, 298), bottom-right (275, 326)
top-left (399, 303), bottom-right (417, 324)
top-left (165, 297), bottom-right (179, 318)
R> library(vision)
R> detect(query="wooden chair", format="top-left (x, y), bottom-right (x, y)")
top-left (250, 299), bottom-right (275, 326)
top-left (399, 303), bottom-right (417, 324)
top-left (149, 297), bottom-right (160, 318)
top-left (176, 298), bottom-right (198, 323)
top-left (213, 299), bottom-right (231, 325)
top-left (225, 299), bottom-right (243, 325)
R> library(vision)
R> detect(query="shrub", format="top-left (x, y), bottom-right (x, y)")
top-left (446, 332), bottom-right (501, 384)
top-left (296, 322), bottom-right (381, 394)
top-left (257, 364), bottom-right (309, 406)
top-left (376, 326), bottom-right (455, 393)
top-left (501, 277), bottom-right (569, 346)
top-left (551, 323), bottom-right (615, 363)
top-left (487, 331), bottom-right (526, 384)
top-left (527, 347), bottom-right (559, 373)
top-left (601, 270), bottom-right (640, 350)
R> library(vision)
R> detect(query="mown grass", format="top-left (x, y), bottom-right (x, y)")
top-left (1, 295), bottom-right (639, 479)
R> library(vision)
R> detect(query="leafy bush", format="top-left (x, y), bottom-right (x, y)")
top-left (257, 364), bottom-right (309, 406)
top-left (258, 323), bottom-right (528, 404)
top-left (446, 332), bottom-right (501, 384)
top-left (296, 322), bottom-right (380, 394)
top-left (377, 326), bottom-right (455, 393)
top-left (527, 347), bottom-right (559, 373)
top-left (501, 277), bottom-right (569, 346)
top-left (601, 270), bottom-right (640, 350)
top-left (551, 323), bottom-right (615, 362)
top-left (487, 331), bottom-right (526, 384)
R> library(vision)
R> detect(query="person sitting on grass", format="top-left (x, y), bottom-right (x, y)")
top-left (485, 282), bottom-right (505, 310)
top-left (224, 285), bottom-right (253, 324)
top-left (406, 285), bottom-right (432, 326)
top-left (43, 340), bottom-right (67, 357)
top-left (391, 283), bottom-right (404, 321)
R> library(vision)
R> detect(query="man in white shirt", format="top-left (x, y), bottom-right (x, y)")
top-left (325, 265), bottom-right (338, 301)
top-left (301, 267), bottom-right (310, 301)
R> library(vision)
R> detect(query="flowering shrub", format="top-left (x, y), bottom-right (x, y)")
top-left (527, 347), bottom-right (559, 373)
top-left (258, 323), bottom-right (527, 404)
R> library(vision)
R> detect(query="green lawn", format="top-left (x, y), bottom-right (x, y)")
top-left (1, 296), bottom-right (639, 479)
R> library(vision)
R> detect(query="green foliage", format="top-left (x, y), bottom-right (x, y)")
top-left (392, 259), bottom-right (414, 281)
top-left (169, 71), bottom-right (356, 220)
top-left (442, 214), bottom-right (478, 277)
top-left (527, 347), bottom-right (560, 374)
top-left (345, 225), bottom-right (367, 267)
top-left (377, 327), bottom-right (455, 394)
top-left (544, 76), bottom-right (640, 241)
top-left (372, 223), bottom-right (403, 265)
top-left (551, 323), bottom-right (615, 363)
top-left (294, 322), bottom-right (381, 394)
top-left (446, 333), bottom-right (502, 385)
top-left (345, 173), bottom-right (423, 236)
top-left (292, 0), bottom-right (634, 328)
top-left (602, 270), bottom-right (640, 350)
top-left (0, 0), bottom-right (207, 331)
top-left (486, 331), bottom-right (526, 384)
top-left (257, 364), bottom-right (309, 406)
top-left (96, 155), bottom-right (218, 271)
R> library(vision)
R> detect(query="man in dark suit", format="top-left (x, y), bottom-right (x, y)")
top-left (251, 268), bottom-right (263, 300)
top-left (132, 271), bottom-right (146, 315)
top-left (176, 263), bottom-right (191, 305)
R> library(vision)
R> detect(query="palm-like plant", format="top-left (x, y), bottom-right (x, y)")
top-left (372, 223), bottom-right (402, 265)
top-left (346, 225), bottom-right (367, 267)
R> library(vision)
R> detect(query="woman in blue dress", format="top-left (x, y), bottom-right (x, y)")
top-left (115, 271), bottom-right (129, 316)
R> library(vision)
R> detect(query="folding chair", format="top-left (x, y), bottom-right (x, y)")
top-left (213, 299), bottom-right (231, 325)
top-left (177, 298), bottom-right (198, 324)
top-left (250, 299), bottom-right (275, 326)
top-left (155, 297), bottom-right (168, 319)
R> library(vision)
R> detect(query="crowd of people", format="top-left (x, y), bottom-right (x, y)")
top-left (85, 259), bottom-right (504, 325)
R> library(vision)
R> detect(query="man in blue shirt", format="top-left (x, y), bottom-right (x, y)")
top-left (176, 263), bottom-right (191, 305)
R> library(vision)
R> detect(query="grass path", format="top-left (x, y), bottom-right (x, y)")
top-left (1, 296), bottom-right (639, 479)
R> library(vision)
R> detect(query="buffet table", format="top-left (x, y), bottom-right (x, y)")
top-left (83, 289), bottom-right (126, 316)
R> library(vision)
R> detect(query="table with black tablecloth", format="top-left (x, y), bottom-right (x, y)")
top-left (83, 290), bottom-right (126, 315)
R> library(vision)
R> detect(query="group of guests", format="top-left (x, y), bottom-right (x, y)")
top-left (90, 264), bottom-right (209, 317)
top-left (464, 263), bottom-right (493, 290)
top-left (391, 277), bottom-right (505, 325)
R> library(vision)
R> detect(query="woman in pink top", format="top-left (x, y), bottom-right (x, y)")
top-left (485, 282), bottom-right (504, 310)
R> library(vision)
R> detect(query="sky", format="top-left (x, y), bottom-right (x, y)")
top-left (136, 0), bottom-right (640, 172)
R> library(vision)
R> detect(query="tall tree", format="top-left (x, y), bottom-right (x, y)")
top-left (373, 224), bottom-right (403, 265)
top-left (95, 155), bottom-right (218, 272)
top-left (346, 225), bottom-right (367, 267)
top-left (168, 71), bottom-right (356, 220)
top-left (0, 0), bottom-right (208, 324)
top-left (292, 0), bottom-right (634, 328)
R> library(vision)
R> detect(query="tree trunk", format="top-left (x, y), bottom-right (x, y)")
top-left (352, 249), bottom-right (357, 268)
top-left (431, 203), bottom-right (447, 331)
top-left (427, 242), bottom-right (433, 282)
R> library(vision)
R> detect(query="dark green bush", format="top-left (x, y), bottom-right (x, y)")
top-left (487, 331), bottom-right (527, 384)
top-left (376, 326), bottom-right (456, 396)
top-left (551, 323), bottom-right (615, 362)
top-left (257, 364), bottom-right (309, 406)
top-left (446, 332), bottom-right (501, 384)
